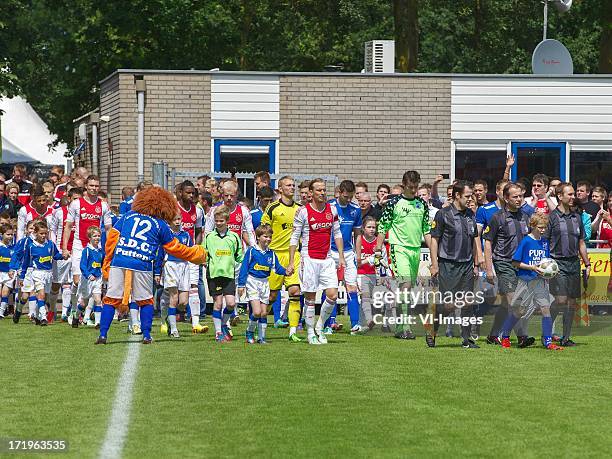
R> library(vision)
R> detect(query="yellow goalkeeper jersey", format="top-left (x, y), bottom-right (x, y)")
top-left (260, 199), bottom-right (300, 252)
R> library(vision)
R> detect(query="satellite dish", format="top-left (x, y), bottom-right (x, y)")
top-left (532, 39), bottom-right (573, 75)
top-left (552, 0), bottom-right (572, 13)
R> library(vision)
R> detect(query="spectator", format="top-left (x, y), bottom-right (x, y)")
top-left (473, 180), bottom-right (489, 206)
top-left (417, 184), bottom-right (439, 221)
top-left (374, 183), bottom-right (390, 211)
top-left (196, 175), bottom-right (211, 196)
top-left (48, 173), bottom-right (60, 186)
top-left (254, 171), bottom-right (271, 191)
top-left (590, 187), bottom-right (608, 237)
top-left (357, 192), bottom-right (381, 221)
top-left (5, 164), bottom-right (33, 206)
top-left (0, 182), bottom-right (15, 217)
top-left (5, 182), bottom-right (22, 218)
top-left (524, 173), bottom-right (550, 214)
top-left (575, 180), bottom-right (600, 220)
top-left (298, 180), bottom-right (311, 205)
top-left (251, 186), bottom-right (275, 229)
top-left (355, 182), bottom-right (368, 201)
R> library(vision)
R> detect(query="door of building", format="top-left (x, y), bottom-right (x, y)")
top-left (510, 142), bottom-right (567, 184)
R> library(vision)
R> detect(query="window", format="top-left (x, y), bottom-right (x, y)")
top-left (570, 152), bottom-right (611, 189)
top-left (213, 139), bottom-right (276, 202)
top-left (454, 150), bottom-right (506, 200)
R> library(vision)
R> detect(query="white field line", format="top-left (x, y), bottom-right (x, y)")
top-left (98, 338), bottom-right (142, 459)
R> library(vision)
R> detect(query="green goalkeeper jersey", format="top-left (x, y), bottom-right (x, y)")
top-left (203, 229), bottom-right (244, 278)
top-left (377, 195), bottom-right (430, 248)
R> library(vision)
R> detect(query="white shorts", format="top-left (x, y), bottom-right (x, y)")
top-left (299, 256), bottom-right (338, 293)
top-left (105, 267), bottom-right (153, 302)
top-left (21, 268), bottom-right (35, 293)
top-left (78, 276), bottom-right (103, 298)
top-left (511, 277), bottom-right (551, 318)
top-left (0, 271), bottom-right (15, 289)
top-left (163, 261), bottom-right (190, 292)
top-left (30, 269), bottom-right (53, 294)
top-left (245, 276), bottom-right (270, 304)
top-left (331, 250), bottom-right (357, 285)
top-left (71, 248), bottom-right (83, 276)
top-left (52, 258), bottom-right (72, 284)
top-left (188, 262), bottom-right (199, 287)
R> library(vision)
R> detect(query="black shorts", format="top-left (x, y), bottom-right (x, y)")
top-left (550, 257), bottom-right (581, 299)
top-left (438, 259), bottom-right (475, 296)
top-left (493, 260), bottom-right (518, 295)
top-left (207, 277), bottom-right (236, 297)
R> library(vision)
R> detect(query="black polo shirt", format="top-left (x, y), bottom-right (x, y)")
top-left (482, 207), bottom-right (530, 262)
top-left (362, 205), bottom-right (382, 221)
top-left (544, 208), bottom-right (585, 258)
top-left (431, 204), bottom-right (478, 263)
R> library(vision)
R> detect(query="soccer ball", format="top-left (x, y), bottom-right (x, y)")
top-left (538, 258), bottom-right (559, 279)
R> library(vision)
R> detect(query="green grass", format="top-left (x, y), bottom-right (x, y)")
top-left (1, 316), bottom-right (612, 458)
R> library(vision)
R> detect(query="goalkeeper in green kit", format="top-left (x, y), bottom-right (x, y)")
top-left (375, 170), bottom-right (432, 340)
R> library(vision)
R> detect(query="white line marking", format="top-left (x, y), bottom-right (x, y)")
top-left (98, 338), bottom-right (142, 459)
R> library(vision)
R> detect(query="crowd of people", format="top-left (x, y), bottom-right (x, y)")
top-left (0, 162), bottom-right (610, 349)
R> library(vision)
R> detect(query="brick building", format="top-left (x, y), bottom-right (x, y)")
top-left (73, 70), bottom-right (611, 199)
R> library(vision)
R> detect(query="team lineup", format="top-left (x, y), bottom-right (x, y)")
top-left (0, 165), bottom-right (596, 351)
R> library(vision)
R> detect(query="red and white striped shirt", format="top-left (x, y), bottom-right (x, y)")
top-left (205, 204), bottom-right (254, 246)
top-left (290, 202), bottom-right (341, 260)
top-left (178, 202), bottom-right (204, 242)
top-left (67, 196), bottom-right (112, 250)
top-left (17, 202), bottom-right (53, 240)
top-left (49, 205), bottom-right (75, 251)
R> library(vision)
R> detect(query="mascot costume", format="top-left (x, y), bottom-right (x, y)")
top-left (96, 186), bottom-right (206, 344)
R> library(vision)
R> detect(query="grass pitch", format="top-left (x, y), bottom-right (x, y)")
top-left (1, 315), bottom-right (611, 458)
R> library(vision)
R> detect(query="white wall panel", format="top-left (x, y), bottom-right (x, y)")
top-left (211, 74), bottom-right (280, 138)
top-left (451, 77), bottom-right (612, 143)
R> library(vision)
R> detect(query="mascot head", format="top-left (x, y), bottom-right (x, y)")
top-left (131, 186), bottom-right (178, 223)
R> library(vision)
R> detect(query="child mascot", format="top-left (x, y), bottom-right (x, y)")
top-left (96, 186), bottom-right (206, 344)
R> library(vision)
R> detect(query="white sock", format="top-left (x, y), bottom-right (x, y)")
top-left (70, 283), bottom-right (78, 309)
top-left (213, 312), bottom-right (222, 334)
top-left (189, 288), bottom-right (200, 319)
top-left (39, 303), bottom-right (47, 319)
top-left (258, 318), bottom-right (267, 340)
top-left (113, 309), bottom-right (119, 320)
top-left (0, 300), bottom-right (7, 316)
top-left (168, 312), bottom-right (178, 333)
top-left (304, 300), bottom-right (316, 337)
top-left (247, 317), bottom-right (257, 333)
top-left (130, 307), bottom-right (140, 326)
top-left (28, 297), bottom-right (37, 317)
top-left (94, 308), bottom-right (101, 325)
top-left (84, 302), bottom-right (93, 322)
top-left (316, 298), bottom-right (335, 333)
top-left (61, 285), bottom-right (71, 316)
top-left (289, 326), bottom-right (297, 335)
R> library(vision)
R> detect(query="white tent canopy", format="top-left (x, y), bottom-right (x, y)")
top-left (0, 96), bottom-right (67, 166)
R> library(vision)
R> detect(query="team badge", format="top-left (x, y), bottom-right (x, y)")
top-left (325, 213), bottom-right (332, 221)
top-left (95, 206), bottom-right (101, 213)
top-left (236, 213), bottom-right (243, 223)
top-left (431, 221), bottom-right (436, 229)
top-left (483, 226), bottom-right (490, 234)
top-left (191, 214), bottom-right (196, 222)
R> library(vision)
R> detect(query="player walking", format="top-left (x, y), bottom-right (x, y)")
top-left (375, 170), bottom-right (431, 340)
top-left (288, 179), bottom-right (345, 345)
top-left (260, 176), bottom-right (304, 341)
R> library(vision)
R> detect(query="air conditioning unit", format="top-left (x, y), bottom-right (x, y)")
top-left (364, 40), bottom-right (395, 73)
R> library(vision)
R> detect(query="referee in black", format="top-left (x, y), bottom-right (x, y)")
top-left (429, 180), bottom-right (482, 348)
top-left (546, 182), bottom-right (591, 347)
top-left (483, 182), bottom-right (535, 347)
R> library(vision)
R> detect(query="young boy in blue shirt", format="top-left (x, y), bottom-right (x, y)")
top-left (78, 226), bottom-right (104, 328)
top-left (20, 220), bottom-right (66, 325)
top-left (501, 213), bottom-right (563, 350)
top-left (0, 224), bottom-right (15, 318)
top-left (237, 224), bottom-right (286, 344)
top-left (10, 220), bottom-right (38, 323)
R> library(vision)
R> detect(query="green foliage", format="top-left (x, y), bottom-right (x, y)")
top-left (0, 0), bottom-right (606, 146)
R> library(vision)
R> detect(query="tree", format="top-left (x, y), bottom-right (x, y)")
top-left (600, 0), bottom-right (612, 72)
top-left (394, 0), bottom-right (418, 72)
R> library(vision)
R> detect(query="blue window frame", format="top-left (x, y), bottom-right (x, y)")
top-left (511, 142), bottom-right (567, 182)
top-left (213, 139), bottom-right (276, 174)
